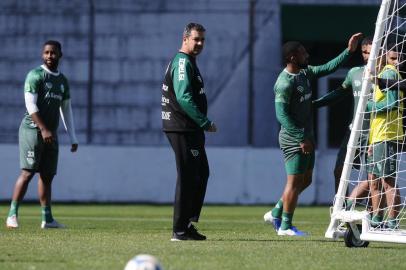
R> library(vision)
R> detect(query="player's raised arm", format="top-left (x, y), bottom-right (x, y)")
top-left (309, 33), bottom-right (363, 78)
top-left (347, 33), bottom-right (363, 53)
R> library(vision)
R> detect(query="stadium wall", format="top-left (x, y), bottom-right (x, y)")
top-left (0, 144), bottom-right (341, 205)
top-left (0, 0), bottom-right (282, 146)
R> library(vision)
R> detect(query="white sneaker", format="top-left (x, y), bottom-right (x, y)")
top-left (41, 219), bottom-right (66, 229)
top-left (263, 211), bottom-right (281, 232)
top-left (6, 215), bottom-right (19, 228)
top-left (277, 226), bottom-right (307, 236)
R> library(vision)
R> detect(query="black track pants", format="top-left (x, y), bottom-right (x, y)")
top-left (166, 131), bottom-right (209, 232)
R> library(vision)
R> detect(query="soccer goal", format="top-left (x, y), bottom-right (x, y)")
top-left (325, 0), bottom-right (406, 247)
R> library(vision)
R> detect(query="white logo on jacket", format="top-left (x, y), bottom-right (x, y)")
top-left (179, 58), bottom-right (186, 81)
top-left (162, 111), bottom-right (171, 120)
top-left (161, 96), bottom-right (170, 106)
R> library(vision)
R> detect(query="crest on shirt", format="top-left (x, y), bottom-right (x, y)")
top-left (297, 86), bottom-right (304, 93)
top-left (45, 82), bottom-right (53, 89)
top-left (191, 149), bottom-right (199, 157)
top-left (60, 84), bottom-right (65, 93)
top-left (354, 80), bottom-right (361, 87)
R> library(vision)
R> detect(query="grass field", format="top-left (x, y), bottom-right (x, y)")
top-left (0, 204), bottom-right (405, 270)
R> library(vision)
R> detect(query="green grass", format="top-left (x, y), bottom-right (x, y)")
top-left (0, 205), bottom-right (405, 270)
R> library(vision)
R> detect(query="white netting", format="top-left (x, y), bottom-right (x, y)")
top-left (328, 0), bottom-right (406, 242)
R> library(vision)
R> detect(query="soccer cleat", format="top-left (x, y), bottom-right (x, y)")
top-left (6, 215), bottom-right (19, 228)
top-left (41, 219), bottom-right (66, 229)
top-left (384, 220), bottom-right (399, 230)
top-left (263, 211), bottom-right (281, 232)
top-left (277, 226), bottom-right (307, 236)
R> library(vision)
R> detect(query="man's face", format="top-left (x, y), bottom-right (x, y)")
top-left (292, 45), bottom-right (309, 69)
top-left (386, 50), bottom-right (399, 66)
top-left (361, 44), bottom-right (371, 64)
top-left (183, 30), bottom-right (205, 56)
top-left (42, 44), bottom-right (61, 70)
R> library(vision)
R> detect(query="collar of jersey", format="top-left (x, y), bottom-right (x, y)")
top-left (283, 68), bottom-right (300, 76)
top-left (41, 64), bottom-right (60, 76)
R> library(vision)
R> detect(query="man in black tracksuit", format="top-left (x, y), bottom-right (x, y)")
top-left (162, 23), bottom-right (217, 241)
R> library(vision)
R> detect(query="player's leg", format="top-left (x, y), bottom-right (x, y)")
top-left (369, 174), bottom-right (384, 226)
top-left (188, 131), bottom-right (208, 223)
top-left (166, 132), bottom-right (203, 241)
top-left (383, 177), bottom-right (400, 228)
top-left (300, 152), bottom-right (314, 193)
top-left (334, 166), bottom-right (343, 194)
top-left (277, 173), bottom-right (307, 236)
top-left (277, 152), bottom-right (311, 236)
top-left (38, 139), bottom-right (64, 229)
top-left (368, 142), bottom-right (386, 226)
top-left (6, 124), bottom-right (40, 228)
top-left (187, 131), bottom-right (208, 240)
top-left (382, 141), bottom-right (401, 228)
top-left (334, 129), bottom-right (350, 193)
top-left (6, 169), bottom-right (35, 228)
top-left (346, 180), bottom-right (370, 210)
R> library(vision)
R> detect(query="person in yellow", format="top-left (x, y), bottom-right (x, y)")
top-left (367, 45), bottom-right (402, 229)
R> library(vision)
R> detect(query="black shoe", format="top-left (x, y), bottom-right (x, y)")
top-left (187, 224), bottom-right (206, 240)
top-left (171, 225), bottom-right (206, 241)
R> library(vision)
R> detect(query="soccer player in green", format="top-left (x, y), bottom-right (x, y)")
top-left (367, 46), bottom-right (402, 229)
top-left (263, 33), bottom-right (362, 236)
top-left (6, 40), bottom-right (78, 229)
top-left (313, 36), bottom-right (372, 195)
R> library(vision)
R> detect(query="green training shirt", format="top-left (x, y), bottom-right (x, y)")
top-left (162, 52), bottom-right (210, 132)
top-left (22, 65), bottom-right (70, 132)
top-left (274, 49), bottom-right (351, 144)
top-left (342, 66), bottom-right (367, 125)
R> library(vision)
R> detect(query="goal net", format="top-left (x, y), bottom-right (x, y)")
top-left (326, 0), bottom-right (406, 244)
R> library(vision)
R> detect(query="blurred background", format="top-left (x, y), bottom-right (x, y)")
top-left (0, 0), bottom-right (382, 204)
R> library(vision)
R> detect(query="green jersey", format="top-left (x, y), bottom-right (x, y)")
top-left (275, 49), bottom-right (351, 145)
top-left (22, 66), bottom-right (70, 132)
top-left (342, 66), bottom-right (365, 123)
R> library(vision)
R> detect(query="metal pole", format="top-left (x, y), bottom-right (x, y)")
top-left (248, 0), bottom-right (256, 145)
top-left (87, 0), bottom-right (95, 144)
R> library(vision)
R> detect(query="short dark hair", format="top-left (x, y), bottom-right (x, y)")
top-left (361, 36), bottom-right (373, 46)
top-left (43, 40), bottom-right (62, 53)
top-left (282, 41), bottom-right (303, 64)
top-left (183, 23), bottom-right (205, 37)
top-left (386, 42), bottom-right (398, 53)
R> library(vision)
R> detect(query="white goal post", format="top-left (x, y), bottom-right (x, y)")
top-left (326, 0), bottom-right (406, 245)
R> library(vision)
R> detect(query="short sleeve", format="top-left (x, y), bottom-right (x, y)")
top-left (24, 70), bottom-right (41, 94)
